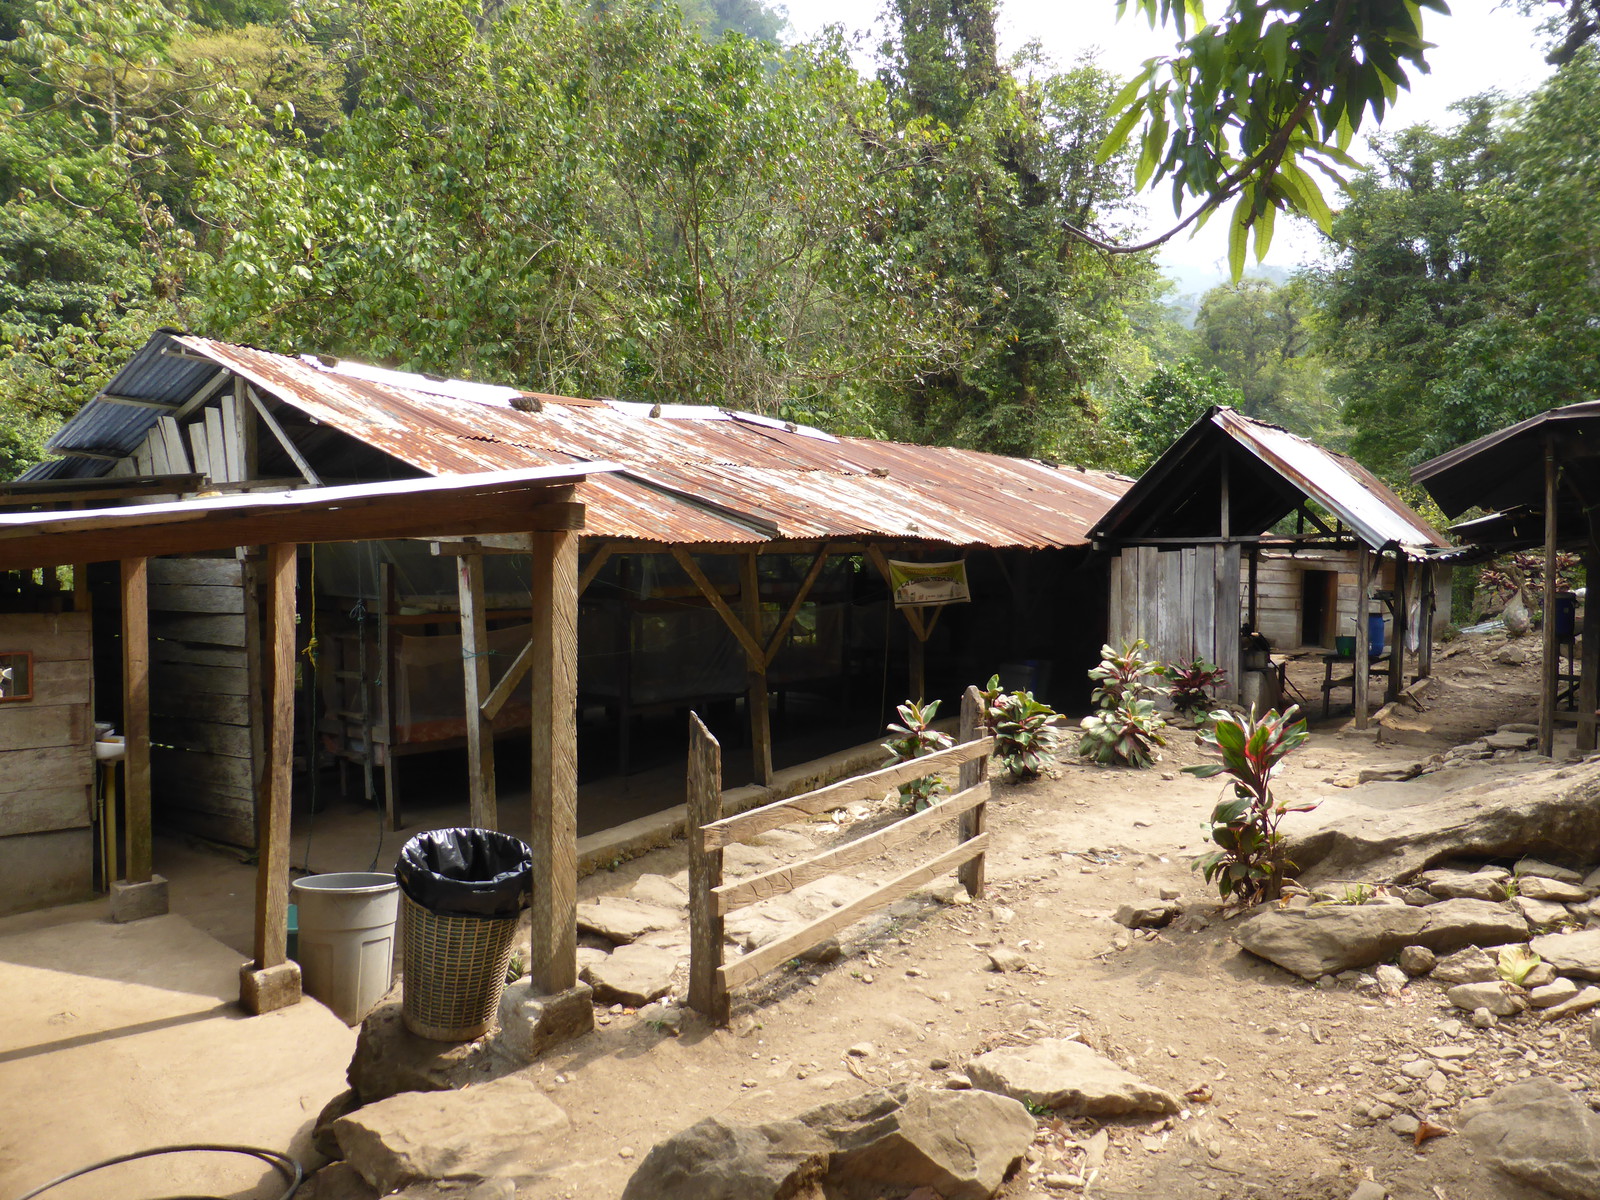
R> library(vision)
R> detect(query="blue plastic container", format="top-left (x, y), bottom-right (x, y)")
top-left (1368, 612), bottom-right (1386, 657)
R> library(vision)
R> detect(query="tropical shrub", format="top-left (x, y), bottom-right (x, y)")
top-left (1087, 639), bottom-right (1167, 709)
top-left (881, 699), bottom-right (955, 810)
top-left (979, 675), bottom-right (1061, 781)
top-left (1163, 657), bottom-right (1228, 719)
top-left (1077, 699), bottom-right (1168, 768)
top-left (1186, 706), bottom-right (1314, 903)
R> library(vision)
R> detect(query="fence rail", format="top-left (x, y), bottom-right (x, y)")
top-left (686, 685), bottom-right (992, 1025)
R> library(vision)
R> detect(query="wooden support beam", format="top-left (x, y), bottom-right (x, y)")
top-left (741, 552), bottom-right (774, 787)
top-left (1354, 548), bottom-right (1372, 729)
top-left (379, 562), bottom-right (399, 830)
top-left (121, 557), bottom-right (152, 884)
top-left (686, 713), bottom-right (727, 1024)
top-left (1579, 547), bottom-right (1600, 753)
top-left (97, 393), bottom-right (181, 409)
top-left (578, 542), bottom-right (618, 596)
top-left (457, 548), bottom-right (498, 829)
top-left (1541, 440), bottom-right (1560, 757)
top-left (1417, 565), bottom-right (1436, 683)
top-left (669, 546), bottom-right (764, 663)
top-left (864, 545), bottom-right (931, 701)
top-left (530, 527), bottom-right (580, 994)
top-left (1387, 554), bottom-right (1409, 704)
top-left (761, 544), bottom-right (832, 667)
top-left (958, 684), bottom-right (988, 899)
top-left (253, 543), bottom-right (297, 970)
top-left (245, 386), bottom-right (322, 487)
top-left (480, 639), bottom-right (533, 723)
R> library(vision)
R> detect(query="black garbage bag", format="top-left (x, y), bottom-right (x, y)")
top-left (395, 828), bottom-right (532, 919)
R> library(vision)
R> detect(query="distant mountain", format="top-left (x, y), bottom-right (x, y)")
top-left (1158, 264), bottom-right (1293, 327)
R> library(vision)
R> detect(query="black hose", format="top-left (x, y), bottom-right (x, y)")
top-left (13, 1143), bottom-right (302, 1200)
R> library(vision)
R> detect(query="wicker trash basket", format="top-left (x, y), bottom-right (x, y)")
top-left (394, 827), bottom-right (532, 1042)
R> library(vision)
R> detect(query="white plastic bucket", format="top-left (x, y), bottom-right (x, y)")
top-left (291, 872), bottom-right (399, 1025)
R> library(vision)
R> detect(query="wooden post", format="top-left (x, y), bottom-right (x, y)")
top-left (1579, 547), bottom-right (1600, 753)
top-left (530, 527), bottom-right (580, 994)
top-left (1246, 544), bottom-right (1259, 632)
top-left (120, 557), bottom-right (152, 884)
top-left (1540, 440), bottom-right (1560, 757)
top-left (908, 617), bottom-right (927, 703)
top-left (253, 543), bottom-right (296, 970)
top-left (1386, 553), bottom-right (1408, 703)
top-left (686, 712), bottom-right (728, 1024)
top-left (1417, 565), bottom-right (1436, 683)
top-left (957, 685), bottom-right (988, 899)
top-left (379, 562), bottom-right (399, 830)
top-left (456, 548), bottom-right (498, 828)
top-left (1214, 545), bottom-right (1242, 704)
top-left (1354, 547), bottom-right (1371, 729)
top-left (740, 553), bottom-right (774, 787)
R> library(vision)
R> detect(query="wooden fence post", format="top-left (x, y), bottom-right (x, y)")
top-left (120, 557), bottom-right (152, 885)
top-left (687, 712), bottom-right (728, 1025)
top-left (958, 685), bottom-right (987, 899)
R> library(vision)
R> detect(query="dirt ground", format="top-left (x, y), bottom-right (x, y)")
top-left (514, 632), bottom-right (1591, 1200)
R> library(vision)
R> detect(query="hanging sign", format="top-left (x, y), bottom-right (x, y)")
top-left (887, 559), bottom-right (970, 608)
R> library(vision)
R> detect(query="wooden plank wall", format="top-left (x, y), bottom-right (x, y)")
top-left (0, 613), bottom-right (94, 914)
top-left (1107, 546), bottom-right (1239, 700)
top-left (149, 555), bottom-right (260, 848)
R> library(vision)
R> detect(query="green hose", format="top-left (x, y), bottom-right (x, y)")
top-left (13, 1143), bottom-right (302, 1200)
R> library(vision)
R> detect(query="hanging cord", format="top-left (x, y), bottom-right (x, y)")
top-left (14, 1144), bottom-right (301, 1200)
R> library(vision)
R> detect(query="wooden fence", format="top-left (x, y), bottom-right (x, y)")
top-left (686, 686), bottom-right (994, 1024)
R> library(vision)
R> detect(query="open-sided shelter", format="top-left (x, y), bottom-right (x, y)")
top-left (16, 330), bottom-right (1131, 856)
top-left (1092, 408), bottom-right (1452, 722)
top-left (1413, 401), bottom-right (1600, 756)
top-left (0, 464), bottom-right (605, 1011)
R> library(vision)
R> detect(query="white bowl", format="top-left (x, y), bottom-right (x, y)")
top-left (94, 736), bottom-right (126, 762)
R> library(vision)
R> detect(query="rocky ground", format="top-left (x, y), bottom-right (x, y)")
top-left (303, 629), bottom-right (1600, 1200)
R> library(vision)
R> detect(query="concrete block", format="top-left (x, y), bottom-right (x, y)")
top-left (109, 874), bottom-right (169, 923)
top-left (496, 981), bottom-right (594, 1062)
top-left (240, 959), bottom-right (302, 1014)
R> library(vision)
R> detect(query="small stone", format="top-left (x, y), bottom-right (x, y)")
top-left (1448, 982), bottom-right (1527, 1017)
top-left (1432, 946), bottom-right (1499, 986)
top-left (1114, 899), bottom-right (1180, 929)
top-left (1521, 962), bottom-right (1559, 988)
top-left (944, 1074), bottom-right (972, 1090)
top-left (987, 947), bottom-right (1028, 973)
top-left (1398, 946), bottom-right (1436, 976)
top-left (1590, 1011), bottom-right (1600, 1053)
top-left (1367, 1102), bottom-right (1394, 1120)
top-left (1427, 872), bottom-right (1509, 902)
top-left (1518, 876), bottom-right (1591, 904)
top-left (1537, 985), bottom-right (1600, 1023)
top-left (1348, 1181), bottom-right (1389, 1200)
top-left (848, 1042), bottom-right (875, 1058)
top-left (619, 1146), bottom-right (635, 1159)
top-left (1515, 896), bottom-right (1572, 928)
top-left (1529, 978), bottom-right (1580, 1009)
top-left (1374, 964), bottom-right (1408, 996)
top-left (1389, 1113), bottom-right (1420, 1136)
top-left (1514, 859), bottom-right (1584, 885)
top-left (1472, 1008), bottom-right (1499, 1029)
top-left (1159, 886), bottom-right (1182, 901)
top-left (1400, 1059), bottom-right (1435, 1080)
top-left (929, 1057), bottom-right (951, 1071)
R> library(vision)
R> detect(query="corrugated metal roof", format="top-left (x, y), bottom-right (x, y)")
top-left (1215, 410), bottom-right (1449, 551)
top-left (31, 334), bottom-right (1129, 549)
top-left (1412, 401), bottom-right (1600, 519)
top-left (1092, 407), bottom-right (1449, 553)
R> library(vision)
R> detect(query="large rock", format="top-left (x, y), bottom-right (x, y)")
top-left (1287, 760), bottom-right (1600, 884)
top-left (1516, 895), bottom-right (1573, 928)
top-left (1234, 905), bottom-right (1427, 980)
top-left (799, 1086), bottom-right (1035, 1200)
top-left (1446, 981), bottom-right (1528, 1017)
top-left (1517, 859), bottom-right (1584, 884)
top-left (1431, 946), bottom-right (1499, 986)
top-left (331, 1073), bottom-right (569, 1194)
top-left (1520, 876), bottom-right (1592, 904)
top-left (575, 897), bottom-right (682, 944)
top-left (496, 982), bottom-right (594, 1063)
top-left (618, 1116), bottom-right (831, 1200)
top-left (619, 1086), bottom-right (1032, 1200)
top-left (1234, 900), bottom-right (1527, 979)
top-left (1428, 872), bottom-right (1510, 902)
top-left (1530, 930), bottom-right (1600, 980)
top-left (965, 1038), bottom-right (1179, 1117)
top-left (580, 942), bottom-right (679, 1006)
top-left (347, 984), bottom-right (505, 1105)
top-left (1461, 1078), bottom-right (1600, 1200)
top-left (630, 874), bottom-right (689, 909)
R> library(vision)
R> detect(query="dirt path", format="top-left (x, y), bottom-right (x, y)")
top-left (514, 631), bottom-right (1593, 1200)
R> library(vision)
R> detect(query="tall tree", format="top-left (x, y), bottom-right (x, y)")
top-left (1190, 275), bottom-right (1330, 434)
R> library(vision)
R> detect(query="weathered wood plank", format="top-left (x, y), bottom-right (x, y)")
top-left (480, 637), bottom-right (533, 722)
top-left (702, 736), bottom-right (995, 850)
top-left (530, 528), bottom-right (579, 994)
top-left (253, 542), bottom-right (296, 970)
top-left (716, 780), bottom-right (990, 916)
top-left (28, 658), bottom-right (91, 706)
top-left (150, 612), bottom-right (247, 646)
top-left (1107, 554), bottom-right (1123, 648)
top-left (150, 715), bottom-right (252, 757)
top-left (1157, 550), bottom-right (1180, 665)
top-left (741, 552), bottom-right (773, 787)
top-left (122, 557), bottom-right (153, 884)
top-left (162, 804), bottom-right (255, 850)
top-left (158, 415), bottom-right (191, 474)
top-left (457, 551), bottom-right (497, 829)
top-left (0, 785), bottom-right (92, 836)
top-left (0, 745), bottom-right (93, 795)
top-left (151, 640), bottom-right (247, 668)
top-left (719, 835), bottom-right (989, 992)
top-left (152, 747), bottom-right (253, 794)
top-left (149, 583), bottom-right (246, 614)
top-left (1354, 548), bottom-right (1372, 728)
top-left (957, 684), bottom-right (988, 899)
top-left (205, 408), bottom-right (227, 483)
top-left (187, 421), bottom-right (212, 480)
top-left (150, 556), bottom-right (243, 588)
top-left (148, 661), bottom-right (249, 697)
top-left (1214, 545), bottom-right (1242, 703)
top-left (686, 713), bottom-right (728, 1024)
top-left (0, 703), bottom-right (89, 751)
top-left (150, 687), bottom-right (250, 726)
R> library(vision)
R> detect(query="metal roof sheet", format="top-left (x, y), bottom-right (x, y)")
top-left (1412, 401), bottom-right (1600, 519)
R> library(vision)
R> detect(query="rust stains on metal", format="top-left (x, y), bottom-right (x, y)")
top-left (175, 337), bottom-right (1132, 549)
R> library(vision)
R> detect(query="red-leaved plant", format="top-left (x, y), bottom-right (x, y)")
top-left (1186, 706), bottom-right (1314, 903)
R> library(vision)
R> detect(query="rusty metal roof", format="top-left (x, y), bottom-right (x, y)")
top-left (1412, 400), bottom-right (1600, 520)
top-left (39, 334), bottom-right (1127, 549)
top-left (1094, 407), bottom-right (1449, 552)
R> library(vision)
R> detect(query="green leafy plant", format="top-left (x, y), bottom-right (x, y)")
top-left (882, 699), bottom-right (956, 810)
top-left (1079, 641), bottom-right (1169, 767)
top-left (1186, 705), bottom-right (1314, 903)
top-left (1162, 657), bottom-right (1228, 719)
top-left (979, 675), bottom-right (1062, 781)
top-left (1332, 884), bottom-right (1375, 906)
top-left (1497, 945), bottom-right (1541, 986)
top-left (1087, 639), bottom-right (1168, 709)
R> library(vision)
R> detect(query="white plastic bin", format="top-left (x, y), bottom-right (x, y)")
top-left (291, 872), bottom-right (399, 1025)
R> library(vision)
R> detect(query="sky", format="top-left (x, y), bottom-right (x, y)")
top-left (783, 0), bottom-right (1558, 278)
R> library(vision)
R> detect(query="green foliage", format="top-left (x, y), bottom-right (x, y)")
top-left (881, 698), bottom-right (956, 810)
top-left (1186, 705), bottom-right (1313, 903)
top-left (978, 674), bottom-right (1060, 781)
top-left (1099, 0), bottom-right (1446, 276)
top-left (1161, 657), bottom-right (1227, 720)
top-left (1102, 358), bottom-right (1238, 471)
top-left (1077, 698), bottom-right (1167, 769)
top-left (1078, 640), bottom-right (1168, 767)
top-left (1190, 276), bottom-right (1334, 436)
top-left (1497, 945), bottom-right (1541, 986)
